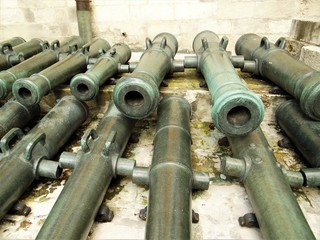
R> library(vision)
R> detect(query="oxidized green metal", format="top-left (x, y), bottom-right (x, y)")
top-left (0, 99), bottom-right (40, 139)
top-left (223, 156), bottom-right (320, 188)
top-left (0, 37), bottom-right (26, 54)
top-left (221, 128), bottom-right (315, 239)
top-left (146, 96), bottom-right (193, 240)
top-left (36, 102), bottom-right (136, 240)
top-left (300, 168), bottom-right (320, 187)
top-left (193, 31), bottom-right (264, 136)
top-left (235, 33), bottom-right (320, 120)
top-left (113, 32), bottom-right (178, 119)
top-left (281, 167), bottom-right (320, 188)
top-left (0, 38), bottom-right (49, 70)
top-left (75, 0), bottom-right (93, 44)
top-left (71, 43), bottom-right (131, 101)
top-left (12, 38), bottom-right (110, 106)
top-left (0, 96), bottom-right (88, 220)
top-left (0, 36), bottom-right (85, 99)
top-left (276, 100), bottom-right (320, 167)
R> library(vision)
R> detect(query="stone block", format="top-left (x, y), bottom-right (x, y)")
top-left (300, 45), bottom-right (320, 71)
top-left (290, 19), bottom-right (320, 45)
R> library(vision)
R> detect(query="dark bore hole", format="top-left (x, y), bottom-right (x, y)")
top-left (125, 91), bottom-right (144, 106)
top-left (18, 87), bottom-right (32, 100)
top-left (77, 83), bottom-right (89, 94)
top-left (227, 106), bottom-right (251, 127)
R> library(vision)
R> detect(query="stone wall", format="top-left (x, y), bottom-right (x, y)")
top-left (0, 0), bottom-right (319, 52)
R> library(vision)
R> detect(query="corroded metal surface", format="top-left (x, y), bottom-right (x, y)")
top-left (71, 43), bottom-right (131, 101)
top-left (235, 33), bottom-right (320, 120)
top-left (0, 36), bottom-right (85, 100)
top-left (12, 38), bottom-right (110, 106)
top-left (0, 52), bottom-right (319, 240)
top-left (36, 103), bottom-right (136, 240)
top-left (113, 32), bottom-right (178, 119)
top-left (0, 38), bottom-right (48, 71)
top-left (193, 31), bottom-right (264, 136)
top-left (146, 96), bottom-right (193, 240)
top-left (0, 99), bottom-right (40, 139)
top-left (276, 100), bottom-right (320, 167)
top-left (0, 37), bottom-right (26, 54)
top-left (0, 96), bottom-right (88, 220)
top-left (223, 128), bottom-right (315, 239)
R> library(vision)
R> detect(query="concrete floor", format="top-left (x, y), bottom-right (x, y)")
top-left (0, 53), bottom-right (319, 239)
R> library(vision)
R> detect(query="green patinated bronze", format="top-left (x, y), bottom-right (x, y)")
top-left (276, 100), bottom-right (320, 167)
top-left (236, 33), bottom-right (320, 120)
top-left (0, 36), bottom-right (85, 99)
top-left (146, 96), bottom-right (194, 240)
top-left (193, 31), bottom-right (264, 136)
top-left (0, 38), bottom-right (48, 70)
top-left (0, 37), bottom-right (26, 54)
top-left (36, 102), bottom-right (136, 240)
top-left (113, 32), bottom-right (178, 119)
top-left (221, 128), bottom-right (315, 239)
top-left (71, 43), bottom-right (131, 101)
top-left (0, 99), bottom-right (40, 139)
top-left (12, 38), bottom-right (110, 106)
top-left (0, 96), bottom-right (88, 220)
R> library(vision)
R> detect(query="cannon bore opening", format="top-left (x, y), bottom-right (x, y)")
top-left (76, 83), bottom-right (89, 95)
top-left (18, 87), bottom-right (32, 100)
top-left (227, 106), bottom-right (251, 127)
top-left (125, 91), bottom-right (144, 106)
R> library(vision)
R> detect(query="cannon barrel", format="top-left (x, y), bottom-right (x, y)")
top-left (0, 36), bottom-right (85, 99)
top-left (75, 0), bottom-right (93, 44)
top-left (221, 128), bottom-right (315, 239)
top-left (113, 32), bottom-right (178, 119)
top-left (9, 38), bottom-right (48, 60)
top-left (0, 37), bottom-right (26, 54)
top-left (0, 38), bottom-right (49, 70)
top-left (193, 31), bottom-right (264, 136)
top-left (146, 96), bottom-right (193, 239)
top-left (276, 100), bottom-right (320, 167)
top-left (71, 43), bottom-right (131, 101)
top-left (0, 96), bottom-right (88, 220)
top-left (0, 99), bottom-right (40, 139)
top-left (13, 38), bottom-right (110, 106)
top-left (235, 33), bottom-right (320, 120)
top-left (36, 102), bottom-right (136, 240)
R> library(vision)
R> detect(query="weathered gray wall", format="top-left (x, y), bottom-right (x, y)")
top-left (0, 0), bottom-right (319, 52)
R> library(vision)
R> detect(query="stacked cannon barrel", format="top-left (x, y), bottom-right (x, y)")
top-left (0, 30), bottom-right (319, 240)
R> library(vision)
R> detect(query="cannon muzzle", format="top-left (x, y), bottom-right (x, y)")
top-left (193, 31), bottom-right (264, 136)
top-left (113, 32), bottom-right (178, 119)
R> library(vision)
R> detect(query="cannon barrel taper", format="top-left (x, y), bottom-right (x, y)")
top-left (235, 33), bottom-right (320, 120)
top-left (0, 99), bottom-right (40, 139)
top-left (71, 43), bottom-right (130, 101)
top-left (13, 38), bottom-right (110, 106)
top-left (221, 128), bottom-right (315, 239)
top-left (276, 100), bottom-right (320, 167)
top-left (36, 102), bottom-right (136, 240)
top-left (0, 96), bottom-right (88, 220)
top-left (0, 36), bottom-right (85, 99)
top-left (193, 31), bottom-right (264, 136)
top-left (113, 32), bottom-right (178, 119)
top-left (146, 96), bottom-right (193, 239)
top-left (0, 38), bottom-right (48, 70)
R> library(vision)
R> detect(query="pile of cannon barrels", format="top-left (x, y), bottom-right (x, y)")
top-left (0, 31), bottom-right (319, 239)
